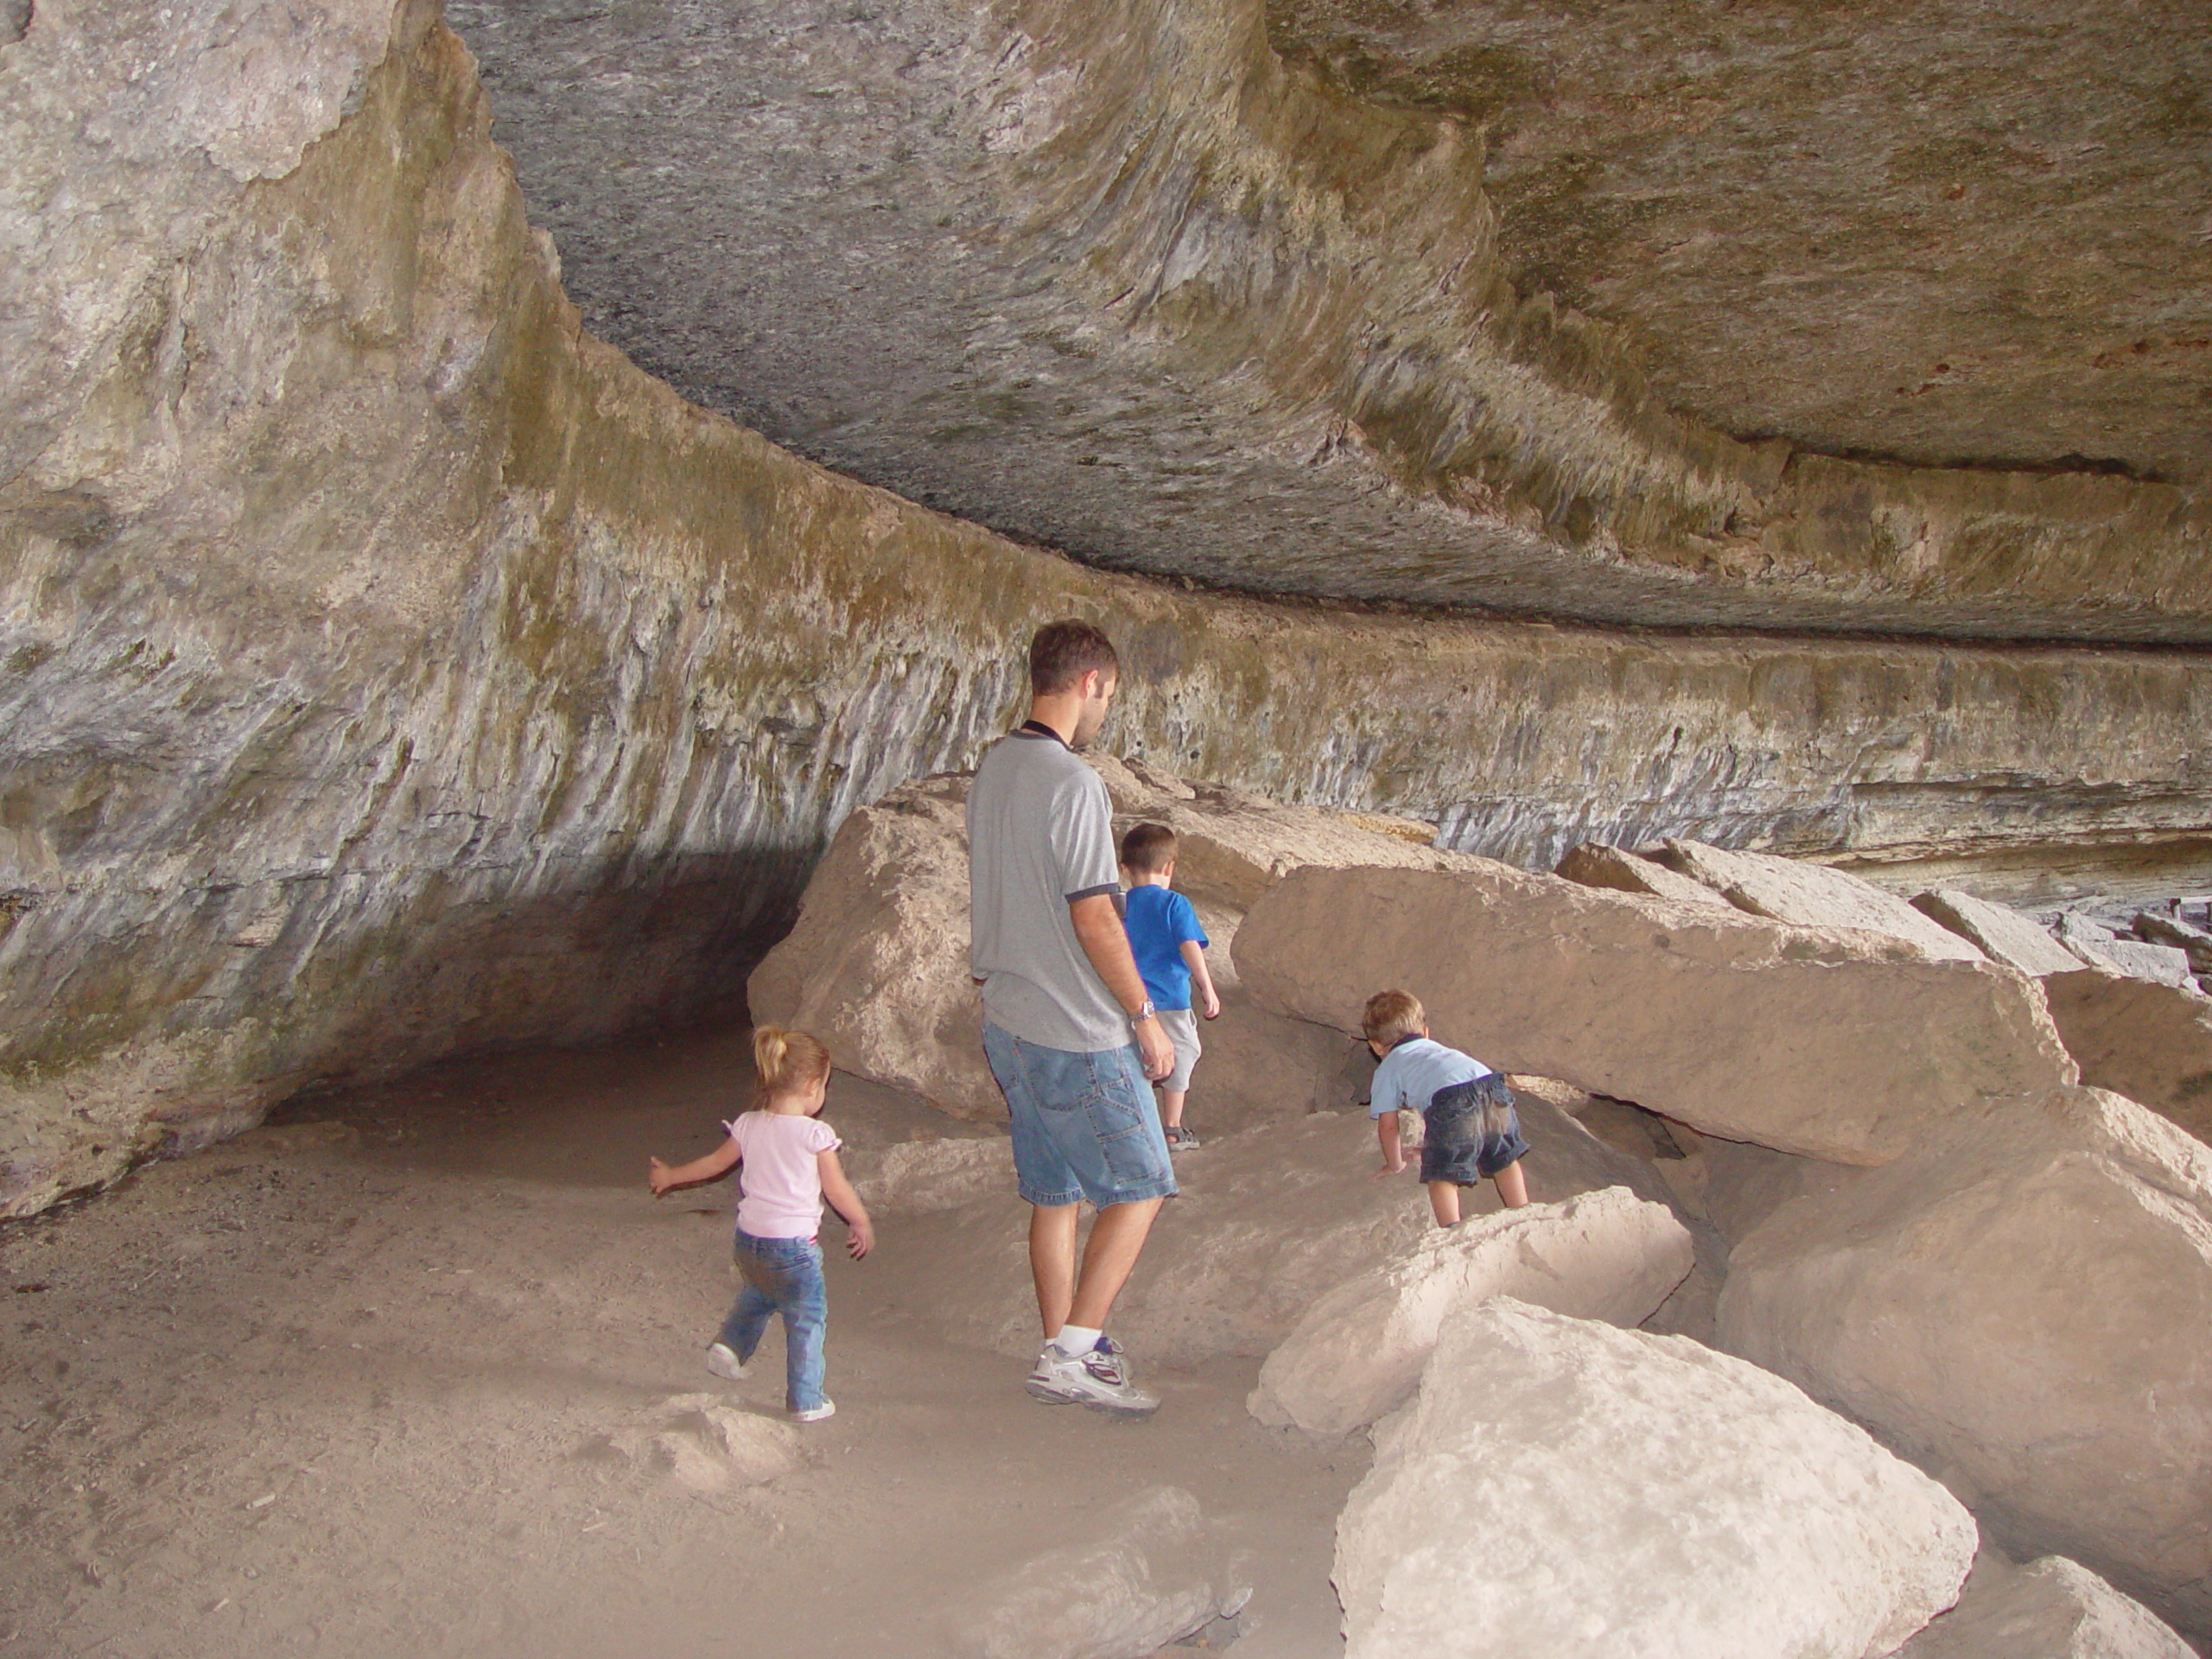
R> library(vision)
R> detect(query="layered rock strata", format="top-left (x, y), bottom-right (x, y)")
top-left (8, 0), bottom-right (2212, 1217)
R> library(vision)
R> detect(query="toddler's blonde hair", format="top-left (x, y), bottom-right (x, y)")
top-left (1362, 989), bottom-right (1427, 1046)
top-left (753, 1026), bottom-right (832, 1106)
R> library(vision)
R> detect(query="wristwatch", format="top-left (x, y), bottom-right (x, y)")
top-left (1127, 1000), bottom-right (1156, 1026)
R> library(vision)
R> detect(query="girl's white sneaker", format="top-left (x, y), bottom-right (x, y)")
top-left (705, 1342), bottom-right (747, 1381)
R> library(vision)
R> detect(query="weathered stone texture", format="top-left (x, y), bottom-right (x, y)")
top-left (1236, 863), bottom-right (2075, 1164)
top-left (1895, 1554), bottom-right (2196, 1659)
top-left (1912, 889), bottom-right (2087, 978)
top-left (1715, 1087), bottom-right (2212, 1637)
top-left (1336, 1299), bottom-right (1978, 1659)
top-left (2037, 971), bottom-right (2212, 1148)
top-left (1653, 837), bottom-right (1987, 961)
top-left (1249, 1185), bottom-right (1692, 1436)
top-left (454, 0), bottom-right (2212, 639)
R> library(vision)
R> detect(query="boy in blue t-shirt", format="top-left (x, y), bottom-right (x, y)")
top-left (1118, 823), bottom-right (1221, 1150)
top-left (1363, 988), bottom-right (1530, 1226)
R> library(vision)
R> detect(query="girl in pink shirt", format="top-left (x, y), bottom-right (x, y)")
top-left (649, 1027), bottom-right (874, 1421)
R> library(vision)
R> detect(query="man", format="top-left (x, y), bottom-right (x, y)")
top-left (967, 619), bottom-right (1179, 1417)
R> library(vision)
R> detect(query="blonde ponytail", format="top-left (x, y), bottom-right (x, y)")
top-left (752, 1025), bottom-right (832, 1107)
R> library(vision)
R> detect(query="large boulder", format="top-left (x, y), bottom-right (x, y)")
top-left (747, 766), bottom-right (1472, 1128)
top-left (1911, 890), bottom-right (2086, 978)
top-left (1249, 1185), bottom-right (1694, 1436)
top-left (1715, 1086), bottom-right (2212, 1638)
top-left (2039, 970), bottom-right (2212, 1147)
top-left (2056, 915), bottom-right (2196, 988)
top-left (1652, 839), bottom-right (1987, 963)
top-left (1336, 1299), bottom-right (1978, 1659)
top-left (1236, 863), bottom-right (2076, 1165)
top-left (1896, 1555), bottom-right (2196, 1659)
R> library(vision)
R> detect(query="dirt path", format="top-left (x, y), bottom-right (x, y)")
top-left (2, 1028), bottom-right (1363, 1658)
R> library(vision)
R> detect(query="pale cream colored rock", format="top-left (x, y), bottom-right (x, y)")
top-left (1556, 841), bottom-right (1737, 911)
top-left (1911, 890), bottom-right (2086, 977)
top-left (1336, 1299), bottom-right (1977, 1659)
top-left (2065, 933), bottom-right (2196, 988)
top-left (1236, 864), bottom-right (2075, 1165)
top-left (1714, 1086), bottom-right (2212, 1637)
top-left (1248, 1185), bottom-right (1694, 1436)
top-left (1697, 1136), bottom-right (1866, 1246)
top-left (1896, 1554), bottom-right (2196, 1659)
top-left (2041, 970), bottom-right (2212, 1147)
top-left (949, 1486), bottom-right (1249, 1659)
top-left (1656, 839), bottom-right (1986, 962)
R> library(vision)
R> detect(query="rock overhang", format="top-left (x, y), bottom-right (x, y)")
top-left (447, 0), bottom-right (2212, 642)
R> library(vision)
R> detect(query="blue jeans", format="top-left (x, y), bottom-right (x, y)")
top-left (718, 1230), bottom-right (827, 1413)
top-left (982, 1023), bottom-right (1178, 1209)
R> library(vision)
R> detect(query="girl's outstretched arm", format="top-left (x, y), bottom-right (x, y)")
top-left (817, 1148), bottom-right (875, 1258)
top-left (649, 1136), bottom-right (741, 1196)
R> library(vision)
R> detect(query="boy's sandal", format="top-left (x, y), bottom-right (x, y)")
top-left (1165, 1125), bottom-right (1201, 1149)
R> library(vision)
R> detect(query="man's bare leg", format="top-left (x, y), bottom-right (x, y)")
top-left (1065, 1195), bottom-right (1165, 1330)
top-left (1029, 1203), bottom-right (1079, 1338)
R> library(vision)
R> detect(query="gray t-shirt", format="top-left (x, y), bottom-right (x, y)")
top-left (967, 728), bottom-right (1128, 1052)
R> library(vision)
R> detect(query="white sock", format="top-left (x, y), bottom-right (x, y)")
top-left (1051, 1323), bottom-right (1101, 1357)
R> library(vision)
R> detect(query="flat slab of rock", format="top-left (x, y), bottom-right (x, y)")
top-left (1912, 889), bottom-right (2084, 977)
top-left (1336, 1299), bottom-right (1976, 1659)
top-left (1655, 838), bottom-right (1986, 962)
top-left (2039, 970), bottom-right (2212, 1147)
top-left (949, 1486), bottom-right (1249, 1659)
top-left (1249, 1185), bottom-right (1693, 1436)
top-left (1896, 1554), bottom-right (2196, 1659)
top-left (1236, 863), bottom-right (2075, 1165)
top-left (1555, 841), bottom-right (1738, 911)
top-left (1715, 1086), bottom-right (2212, 1638)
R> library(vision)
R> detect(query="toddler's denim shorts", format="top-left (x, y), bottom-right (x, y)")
top-left (982, 1023), bottom-right (1179, 1209)
top-left (1421, 1074), bottom-right (1530, 1185)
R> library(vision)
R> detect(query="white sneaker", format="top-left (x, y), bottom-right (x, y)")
top-left (705, 1342), bottom-right (747, 1382)
top-left (791, 1398), bottom-right (836, 1423)
top-left (1025, 1341), bottom-right (1160, 1418)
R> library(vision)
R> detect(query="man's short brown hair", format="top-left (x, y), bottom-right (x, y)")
top-left (1119, 822), bottom-right (1177, 874)
top-left (1029, 620), bottom-right (1121, 696)
top-left (1362, 988), bottom-right (1427, 1046)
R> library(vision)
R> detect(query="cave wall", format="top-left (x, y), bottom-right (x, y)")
top-left (4, 0), bottom-right (2211, 1214)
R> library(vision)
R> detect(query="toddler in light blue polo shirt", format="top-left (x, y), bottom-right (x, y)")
top-left (1363, 988), bottom-right (1530, 1226)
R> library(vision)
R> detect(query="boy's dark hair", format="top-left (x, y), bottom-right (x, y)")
top-left (1029, 620), bottom-right (1121, 695)
top-left (1363, 989), bottom-right (1427, 1046)
top-left (1119, 822), bottom-right (1177, 874)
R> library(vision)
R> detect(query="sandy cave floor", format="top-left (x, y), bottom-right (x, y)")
top-left (1, 1027), bottom-right (1377, 1659)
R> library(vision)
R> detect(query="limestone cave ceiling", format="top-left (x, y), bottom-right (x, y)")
top-left (449, 0), bottom-right (2212, 641)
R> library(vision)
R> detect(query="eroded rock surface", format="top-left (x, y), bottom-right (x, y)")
top-left (1912, 890), bottom-right (2087, 977)
top-left (1336, 1299), bottom-right (1977, 1659)
top-left (1249, 1185), bottom-right (1693, 1436)
top-left (1896, 1554), bottom-right (2196, 1659)
top-left (950, 1486), bottom-right (1250, 1659)
top-left (1715, 1087), bottom-right (2212, 1637)
top-left (1236, 863), bottom-right (2075, 1164)
top-left (1654, 838), bottom-right (1987, 961)
top-left (2040, 971), bottom-right (2212, 1147)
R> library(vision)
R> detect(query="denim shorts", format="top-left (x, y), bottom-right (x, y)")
top-left (982, 1022), bottom-right (1179, 1209)
top-left (1421, 1074), bottom-right (1530, 1185)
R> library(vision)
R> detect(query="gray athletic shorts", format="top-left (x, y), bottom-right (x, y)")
top-left (1156, 1007), bottom-right (1202, 1093)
